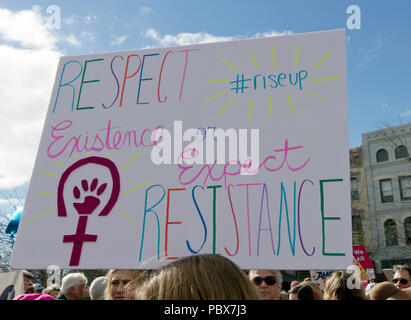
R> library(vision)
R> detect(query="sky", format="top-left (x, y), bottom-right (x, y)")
top-left (0, 0), bottom-right (411, 210)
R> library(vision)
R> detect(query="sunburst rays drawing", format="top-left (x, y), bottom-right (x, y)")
top-left (205, 44), bottom-right (339, 118)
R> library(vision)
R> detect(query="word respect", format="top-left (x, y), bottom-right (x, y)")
top-left (52, 49), bottom-right (199, 112)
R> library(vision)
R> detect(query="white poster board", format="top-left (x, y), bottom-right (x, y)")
top-left (11, 29), bottom-right (351, 269)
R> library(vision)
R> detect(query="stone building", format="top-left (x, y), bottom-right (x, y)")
top-left (362, 123), bottom-right (411, 273)
top-left (350, 147), bottom-right (373, 252)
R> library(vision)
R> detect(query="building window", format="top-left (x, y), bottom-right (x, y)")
top-left (376, 149), bottom-right (389, 162)
top-left (405, 217), bottom-right (411, 245)
top-left (399, 176), bottom-right (411, 200)
top-left (395, 145), bottom-right (409, 159)
top-left (384, 219), bottom-right (399, 246)
top-left (380, 179), bottom-right (393, 203)
top-left (351, 178), bottom-right (359, 200)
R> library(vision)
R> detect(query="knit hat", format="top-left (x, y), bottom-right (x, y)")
top-left (33, 283), bottom-right (44, 292)
top-left (22, 270), bottom-right (35, 281)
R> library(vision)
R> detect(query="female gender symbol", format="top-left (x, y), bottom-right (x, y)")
top-left (57, 156), bottom-right (120, 266)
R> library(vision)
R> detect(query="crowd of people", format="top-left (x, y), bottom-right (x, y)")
top-left (14, 255), bottom-right (411, 300)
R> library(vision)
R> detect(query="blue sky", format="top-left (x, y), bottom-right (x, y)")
top-left (0, 0), bottom-right (410, 207)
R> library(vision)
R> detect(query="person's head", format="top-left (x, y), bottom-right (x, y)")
top-left (249, 269), bottom-right (282, 300)
top-left (42, 284), bottom-right (60, 299)
top-left (106, 270), bottom-right (142, 300)
top-left (290, 280), bottom-right (300, 289)
top-left (289, 282), bottom-right (315, 300)
top-left (135, 254), bottom-right (260, 300)
top-left (22, 270), bottom-right (35, 293)
top-left (369, 281), bottom-right (411, 300)
top-left (302, 280), bottom-right (324, 300)
top-left (89, 276), bottom-right (108, 300)
top-left (324, 271), bottom-right (367, 300)
top-left (60, 273), bottom-right (89, 300)
top-left (33, 283), bottom-right (44, 293)
top-left (392, 265), bottom-right (411, 289)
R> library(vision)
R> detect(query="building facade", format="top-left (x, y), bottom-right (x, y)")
top-left (350, 147), bottom-right (373, 252)
top-left (362, 123), bottom-right (411, 273)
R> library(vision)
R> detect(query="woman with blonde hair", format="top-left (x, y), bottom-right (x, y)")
top-left (324, 271), bottom-right (367, 300)
top-left (106, 269), bottom-right (149, 300)
top-left (135, 254), bottom-right (260, 300)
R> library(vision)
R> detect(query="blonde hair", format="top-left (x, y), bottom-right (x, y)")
top-left (135, 254), bottom-right (260, 300)
top-left (324, 271), bottom-right (367, 300)
top-left (106, 269), bottom-right (147, 300)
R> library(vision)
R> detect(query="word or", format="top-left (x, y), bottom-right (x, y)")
top-left (47, 120), bottom-right (163, 158)
top-left (196, 126), bottom-right (218, 142)
top-left (230, 70), bottom-right (308, 94)
top-left (151, 121), bottom-right (260, 170)
top-left (164, 304), bottom-right (198, 318)
top-left (208, 305), bottom-right (246, 317)
top-left (177, 138), bottom-right (310, 188)
top-left (138, 179), bottom-right (345, 262)
top-left (346, 5), bottom-right (361, 30)
top-left (52, 49), bottom-right (199, 112)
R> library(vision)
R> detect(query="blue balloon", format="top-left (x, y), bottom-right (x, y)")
top-left (5, 207), bottom-right (23, 236)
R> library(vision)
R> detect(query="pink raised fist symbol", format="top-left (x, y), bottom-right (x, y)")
top-left (57, 157), bottom-right (120, 266)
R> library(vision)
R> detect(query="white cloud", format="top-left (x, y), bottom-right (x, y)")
top-left (0, 6), bottom-right (57, 49)
top-left (144, 28), bottom-right (292, 47)
top-left (63, 14), bottom-right (97, 26)
top-left (145, 28), bottom-right (235, 47)
top-left (253, 30), bottom-right (293, 38)
top-left (84, 14), bottom-right (97, 24)
top-left (65, 34), bottom-right (82, 47)
top-left (400, 110), bottom-right (411, 118)
top-left (0, 7), bottom-right (62, 188)
top-left (111, 34), bottom-right (128, 46)
top-left (80, 31), bottom-right (96, 43)
top-left (140, 6), bottom-right (154, 15)
top-left (357, 37), bottom-right (384, 69)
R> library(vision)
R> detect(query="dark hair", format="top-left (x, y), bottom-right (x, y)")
top-left (393, 265), bottom-right (411, 277)
top-left (290, 283), bottom-right (315, 300)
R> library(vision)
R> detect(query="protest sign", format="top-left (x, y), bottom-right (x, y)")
top-left (353, 245), bottom-right (375, 280)
top-left (310, 270), bottom-right (333, 291)
top-left (0, 268), bottom-right (24, 300)
top-left (11, 29), bottom-right (351, 269)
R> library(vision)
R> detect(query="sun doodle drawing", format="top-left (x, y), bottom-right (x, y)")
top-left (204, 44), bottom-right (339, 118)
